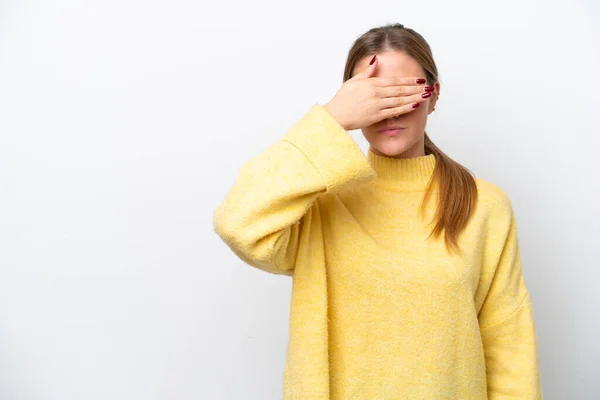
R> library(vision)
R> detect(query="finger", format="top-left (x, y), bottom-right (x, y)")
top-left (378, 92), bottom-right (429, 112)
top-left (378, 96), bottom-right (414, 110)
top-left (376, 84), bottom-right (430, 98)
top-left (371, 76), bottom-right (427, 87)
top-left (349, 55), bottom-right (378, 81)
top-left (406, 91), bottom-right (433, 103)
top-left (379, 101), bottom-right (422, 119)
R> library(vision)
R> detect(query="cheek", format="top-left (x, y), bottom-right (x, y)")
top-left (412, 101), bottom-right (430, 116)
top-left (362, 104), bottom-right (429, 139)
top-left (408, 104), bottom-right (430, 125)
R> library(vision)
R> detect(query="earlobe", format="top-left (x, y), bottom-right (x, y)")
top-left (428, 87), bottom-right (440, 114)
top-left (428, 99), bottom-right (437, 113)
top-left (428, 98), bottom-right (437, 114)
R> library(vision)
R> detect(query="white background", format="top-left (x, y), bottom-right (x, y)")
top-left (1, 0), bottom-right (599, 399)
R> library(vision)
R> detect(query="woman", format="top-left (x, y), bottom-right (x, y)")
top-left (213, 23), bottom-right (542, 399)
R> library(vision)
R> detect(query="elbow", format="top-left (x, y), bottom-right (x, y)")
top-left (213, 207), bottom-right (293, 275)
top-left (213, 206), bottom-right (272, 264)
top-left (213, 206), bottom-right (245, 251)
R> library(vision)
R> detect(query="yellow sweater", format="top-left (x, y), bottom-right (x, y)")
top-left (213, 103), bottom-right (542, 399)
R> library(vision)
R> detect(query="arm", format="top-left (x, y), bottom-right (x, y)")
top-left (478, 200), bottom-right (543, 399)
top-left (213, 103), bottom-right (375, 275)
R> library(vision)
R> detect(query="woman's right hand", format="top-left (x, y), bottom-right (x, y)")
top-left (323, 55), bottom-right (433, 131)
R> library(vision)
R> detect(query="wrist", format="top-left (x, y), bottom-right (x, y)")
top-left (322, 103), bottom-right (348, 131)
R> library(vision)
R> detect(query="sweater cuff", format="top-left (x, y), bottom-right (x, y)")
top-left (280, 103), bottom-right (375, 193)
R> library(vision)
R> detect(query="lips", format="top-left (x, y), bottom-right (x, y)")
top-left (379, 128), bottom-right (406, 136)
top-left (378, 127), bottom-right (407, 135)
top-left (378, 126), bottom-right (406, 133)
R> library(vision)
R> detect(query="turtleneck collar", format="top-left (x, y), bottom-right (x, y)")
top-left (367, 148), bottom-right (436, 192)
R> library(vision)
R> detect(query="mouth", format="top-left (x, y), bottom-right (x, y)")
top-left (378, 127), bottom-right (407, 136)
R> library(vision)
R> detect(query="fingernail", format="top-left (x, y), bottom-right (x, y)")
top-left (421, 92), bottom-right (432, 98)
top-left (412, 103), bottom-right (420, 109)
top-left (370, 55), bottom-right (377, 65)
top-left (424, 86), bottom-right (434, 92)
top-left (416, 78), bottom-right (426, 84)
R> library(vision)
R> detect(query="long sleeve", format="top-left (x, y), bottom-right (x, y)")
top-left (213, 103), bottom-right (375, 275)
top-left (477, 199), bottom-right (543, 399)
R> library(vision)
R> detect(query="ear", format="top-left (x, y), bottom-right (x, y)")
top-left (427, 81), bottom-right (441, 114)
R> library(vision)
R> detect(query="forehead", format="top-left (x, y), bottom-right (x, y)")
top-left (353, 50), bottom-right (424, 78)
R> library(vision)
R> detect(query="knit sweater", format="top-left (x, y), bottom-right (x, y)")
top-left (213, 103), bottom-right (542, 399)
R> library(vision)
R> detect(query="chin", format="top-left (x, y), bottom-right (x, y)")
top-left (370, 139), bottom-right (414, 158)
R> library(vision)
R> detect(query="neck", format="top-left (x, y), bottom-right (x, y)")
top-left (367, 148), bottom-right (436, 192)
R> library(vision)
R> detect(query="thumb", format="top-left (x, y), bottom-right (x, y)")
top-left (350, 55), bottom-right (377, 80)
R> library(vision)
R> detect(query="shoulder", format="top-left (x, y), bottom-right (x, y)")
top-left (474, 177), bottom-right (514, 216)
top-left (472, 178), bottom-right (518, 245)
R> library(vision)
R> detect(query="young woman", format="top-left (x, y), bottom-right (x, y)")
top-left (214, 23), bottom-right (542, 399)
